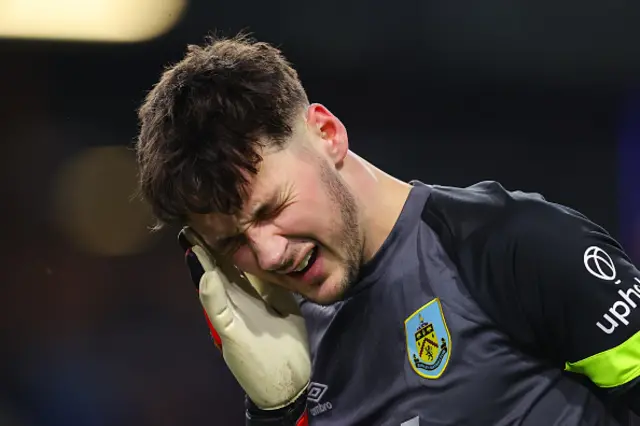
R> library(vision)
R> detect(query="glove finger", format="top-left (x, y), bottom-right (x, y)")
top-left (201, 305), bottom-right (223, 351)
top-left (244, 273), bottom-right (302, 317)
top-left (179, 226), bottom-right (295, 316)
top-left (177, 227), bottom-right (193, 251)
top-left (197, 260), bottom-right (238, 338)
top-left (180, 226), bottom-right (258, 296)
top-left (214, 258), bottom-right (263, 300)
top-left (184, 248), bottom-right (209, 291)
top-left (179, 228), bottom-right (216, 269)
top-left (178, 227), bottom-right (202, 255)
top-left (178, 232), bottom-right (226, 349)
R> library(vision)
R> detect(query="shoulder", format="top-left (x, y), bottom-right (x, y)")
top-left (422, 180), bottom-right (582, 252)
top-left (423, 180), bottom-right (602, 247)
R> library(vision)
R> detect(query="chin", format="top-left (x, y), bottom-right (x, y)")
top-left (304, 275), bottom-right (349, 305)
top-left (306, 293), bottom-right (341, 306)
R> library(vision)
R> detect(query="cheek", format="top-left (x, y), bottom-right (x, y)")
top-left (232, 246), bottom-right (255, 272)
top-left (278, 182), bottom-right (339, 241)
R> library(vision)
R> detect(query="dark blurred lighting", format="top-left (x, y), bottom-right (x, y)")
top-left (51, 146), bottom-right (156, 257)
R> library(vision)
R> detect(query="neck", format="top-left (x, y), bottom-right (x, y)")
top-left (341, 150), bottom-right (413, 263)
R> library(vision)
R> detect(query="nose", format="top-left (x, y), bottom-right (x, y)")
top-left (245, 225), bottom-right (289, 272)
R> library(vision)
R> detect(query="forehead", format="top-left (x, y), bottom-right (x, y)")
top-left (243, 151), bottom-right (288, 208)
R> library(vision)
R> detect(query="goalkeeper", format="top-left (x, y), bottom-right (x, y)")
top-left (135, 34), bottom-right (640, 425)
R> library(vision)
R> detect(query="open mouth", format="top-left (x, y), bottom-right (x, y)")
top-left (289, 246), bottom-right (318, 276)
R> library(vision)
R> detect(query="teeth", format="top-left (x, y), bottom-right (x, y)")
top-left (294, 248), bottom-right (314, 272)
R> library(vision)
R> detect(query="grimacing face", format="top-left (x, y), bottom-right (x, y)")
top-left (188, 112), bottom-right (364, 304)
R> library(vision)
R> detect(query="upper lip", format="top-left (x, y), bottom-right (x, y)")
top-left (278, 246), bottom-right (315, 275)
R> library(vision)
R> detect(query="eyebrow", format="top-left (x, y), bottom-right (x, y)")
top-left (246, 189), bottom-right (280, 219)
top-left (209, 187), bottom-right (286, 251)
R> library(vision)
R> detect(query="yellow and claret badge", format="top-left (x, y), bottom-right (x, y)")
top-left (405, 298), bottom-right (451, 379)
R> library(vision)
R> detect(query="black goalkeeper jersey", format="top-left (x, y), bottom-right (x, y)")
top-left (297, 181), bottom-right (640, 426)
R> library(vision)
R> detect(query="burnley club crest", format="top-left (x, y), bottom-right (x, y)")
top-left (405, 298), bottom-right (451, 379)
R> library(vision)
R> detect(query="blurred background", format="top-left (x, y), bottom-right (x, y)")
top-left (1, 0), bottom-right (640, 425)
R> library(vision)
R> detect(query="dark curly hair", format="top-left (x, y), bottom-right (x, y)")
top-left (135, 33), bottom-right (309, 229)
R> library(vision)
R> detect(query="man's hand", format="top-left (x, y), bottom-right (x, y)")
top-left (178, 227), bottom-right (311, 411)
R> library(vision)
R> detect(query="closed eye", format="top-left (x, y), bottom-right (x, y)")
top-left (251, 186), bottom-right (292, 223)
top-left (254, 201), bottom-right (285, 222)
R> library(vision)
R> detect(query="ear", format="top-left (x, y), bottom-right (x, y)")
top-left (305, 103), bottom-right (348, 166)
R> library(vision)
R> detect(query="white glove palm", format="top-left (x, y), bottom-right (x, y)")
top-left (179, 227), bottom-right (310, 410)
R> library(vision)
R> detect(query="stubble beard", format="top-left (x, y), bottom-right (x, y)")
top-left (316, 161), bottom-right (362, 304)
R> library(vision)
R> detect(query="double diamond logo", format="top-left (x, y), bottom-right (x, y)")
top-left (307, 382), bottom-right (328, 403)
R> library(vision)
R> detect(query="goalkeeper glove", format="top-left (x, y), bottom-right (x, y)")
top-left (178, 227), bottom-right (311, 425)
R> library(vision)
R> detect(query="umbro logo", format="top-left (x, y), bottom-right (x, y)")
top-left (307, 382), bottom-right (421, 424)
top-left (308, 382), bottom-right (328, 403)
top-left (308, 382), bottom-right (332, 416)
top-left (401, 416), bottom-right (420, 426)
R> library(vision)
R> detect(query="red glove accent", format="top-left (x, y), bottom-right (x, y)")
top-left (185, 248), bottom-right (223, 351)
top-left (202, 307), bottom-right (223, 351)
top-left (296, 410), bottom-right (309, 426)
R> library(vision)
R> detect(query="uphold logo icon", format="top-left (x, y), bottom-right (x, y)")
top-left (584, 246), bottom-right (617, 281)
top-left (584, 246), bottom-right (640, 334)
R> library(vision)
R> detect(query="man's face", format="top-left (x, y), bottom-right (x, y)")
top-left (189, 128), bottom-right (362, 304)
